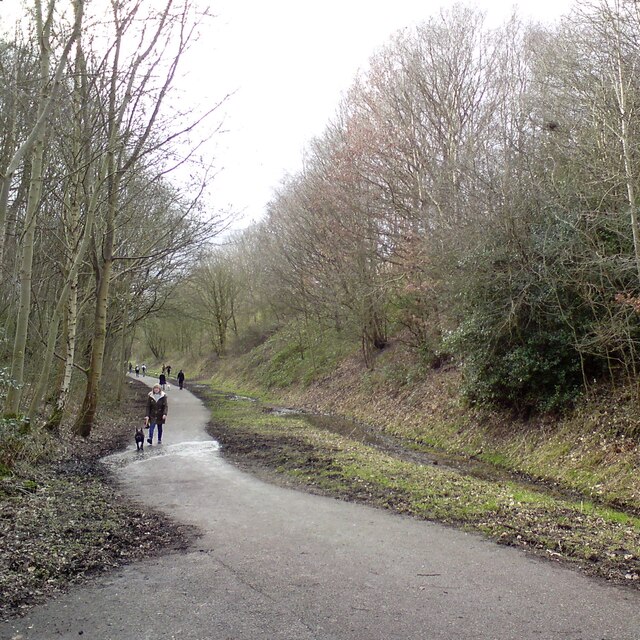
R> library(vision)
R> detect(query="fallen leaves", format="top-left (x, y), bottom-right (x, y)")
top-left (0, 384), bottom-right (196, 621)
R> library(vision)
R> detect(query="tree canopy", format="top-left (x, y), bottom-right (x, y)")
top-left (0, 0), bottom-right (226, 434)
top-left (171, 0), bottom-right (640, 413)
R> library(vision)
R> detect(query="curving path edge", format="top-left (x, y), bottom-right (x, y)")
top-left (2, 376), bottom-right (640, 639)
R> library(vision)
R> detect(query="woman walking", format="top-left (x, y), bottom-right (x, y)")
top-left (145, 384), bottom-right (168, 445)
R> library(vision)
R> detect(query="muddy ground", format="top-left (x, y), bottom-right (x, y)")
top-left (3, 379), bottom-right (639, 621)
top-left (194, 387), bottom-right (640, 591)
top-left (0, 380), bottom-right (197, 621)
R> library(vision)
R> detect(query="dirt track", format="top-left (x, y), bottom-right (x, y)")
top-left (2, 377), bottom-right (640, 640)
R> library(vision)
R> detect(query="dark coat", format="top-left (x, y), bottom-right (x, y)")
top-left (146, 391), bottom-right (168, 424)
top-left (177, 371), bottom-right (185, 383)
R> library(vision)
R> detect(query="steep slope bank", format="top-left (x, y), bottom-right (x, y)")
top-left (208, 337), bottom-right (640, 514)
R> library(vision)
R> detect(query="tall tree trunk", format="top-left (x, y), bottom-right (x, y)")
top-left (28, 193), bottom-right (95, 421)
top-left (29, 17), bottom-right (92, 424)
top-left (3, 0), bottom-right (84, 416)
top-left (45, 273), bottom-right (79, 432)
top-left (4, 114), bottom-right (47, 416)
top-left (74, 159), bottom-right (118, 437)
top-left (614, 31), bottom-right (640, 283)
top-left (0, 55), bottom-right (18, 275)
top-left (74, 0), bottom-right (194, 436)
top-left (74, 254), bottom-right (113, 437)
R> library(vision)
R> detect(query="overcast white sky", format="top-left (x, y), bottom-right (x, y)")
top-left (193, 0), bottom-right (576, 230)
top-left (1, 0), bottom-right (576, 229)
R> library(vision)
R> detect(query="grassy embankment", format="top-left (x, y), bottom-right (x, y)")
top-left (200, 323), bottom-right (640, 585)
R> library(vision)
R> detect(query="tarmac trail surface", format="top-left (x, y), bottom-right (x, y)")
top-left (3, 376), bottom-right (640, 639)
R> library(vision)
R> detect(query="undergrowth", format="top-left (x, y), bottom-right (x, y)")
top-left (237, 319), bottom-right (357, 389)
top-left (208, 323), bottom-right (640, 516)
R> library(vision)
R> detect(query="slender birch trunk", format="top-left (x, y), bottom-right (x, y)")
top-left (45, 272), bottom-right (79, 432)
top-left (0, 56), bottom-right (18, 274)
top-left (613, 23), bottom-right (640, 283)
top-left (3, 0), bottom-right (84, 416)
top-left (27, 179), bottom-right (96, 422)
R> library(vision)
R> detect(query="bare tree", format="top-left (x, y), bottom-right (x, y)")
top-left (185, 249), bottom-right (239, 355)
top-left (73, 0), bottom-right (226, 436)
top-left (4, 0), bottom-right (84, 417)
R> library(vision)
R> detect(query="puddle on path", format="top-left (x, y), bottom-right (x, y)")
top-left (103, 440), bottom-right (220, 469)
top-left (191, 384), bottom-right (257, 403)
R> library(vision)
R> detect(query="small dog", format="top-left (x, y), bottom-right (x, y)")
top-left (135, 427), bottom-right (145, 451)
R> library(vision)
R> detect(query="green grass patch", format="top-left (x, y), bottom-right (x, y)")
top-left (201, 321), bottom-right (640, 520)
top-left (212, 319), bottom-right (358, 391)
top-left (206, 389), bottom-right (640, 586)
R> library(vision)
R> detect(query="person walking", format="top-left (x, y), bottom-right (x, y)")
top-left (141, 364), bottom-right (147, 376)
top-left (159, 371), bottom-right (167, 391)
top-left (145, 384), bottom-right (167, 445)
top-left (166, 364), bottom-right (172, 377)
top-left (177, 369), bottom-right (185, 390)
top-left (135, 364), bottom-right (140, 377)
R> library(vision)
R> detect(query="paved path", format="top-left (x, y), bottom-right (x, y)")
top-left (3, 376), bottom-right (640, 639)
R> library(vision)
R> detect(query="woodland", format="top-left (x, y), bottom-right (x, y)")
top-left (0, 0), bottom-right (225, 455)
top-left (165, 0), bottom-right (640, 420)
top-left (4, 0), bottom-right (640, 615)
top-left (3, 0), bottom-right (640, 475)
